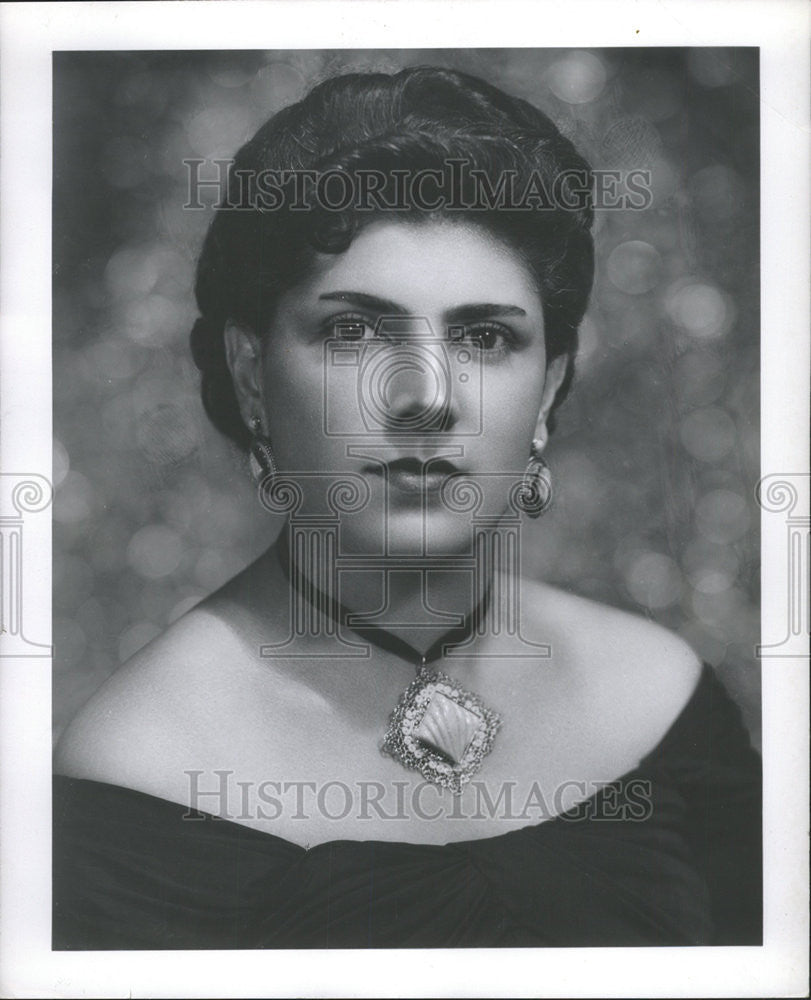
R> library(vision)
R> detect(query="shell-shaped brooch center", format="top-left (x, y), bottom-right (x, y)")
top-left (414, 690), bottom-right (482, 764)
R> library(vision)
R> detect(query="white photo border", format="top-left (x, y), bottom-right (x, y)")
top-left (0, 1), bottom-right (808, 997)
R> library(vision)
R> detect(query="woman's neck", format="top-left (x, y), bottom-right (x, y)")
top-left (273, 529), bottom-right (492, 660)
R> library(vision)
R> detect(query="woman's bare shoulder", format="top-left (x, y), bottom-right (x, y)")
top-left (53, 602), bottom-right (256, 792)
top-left (521, 577), bottom-right (703, 742)
top-left (53, 549), bottom-right (290, 788)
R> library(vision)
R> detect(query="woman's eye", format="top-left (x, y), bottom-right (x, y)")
top-left (453, 322), bottom-right (513, 354)
top-left (324, 314), bottom-right (377, 340)
top-left (322, 315), bottom-right (515, 354)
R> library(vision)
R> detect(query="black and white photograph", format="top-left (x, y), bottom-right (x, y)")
top-left (0, 2), bottom-right (808, 997)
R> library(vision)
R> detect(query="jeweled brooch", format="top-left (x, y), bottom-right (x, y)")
top-left (381, 666), bottom-right (502, 795)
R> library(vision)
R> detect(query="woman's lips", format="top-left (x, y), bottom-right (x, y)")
top-left (366, 458), bottom-right (460, 496)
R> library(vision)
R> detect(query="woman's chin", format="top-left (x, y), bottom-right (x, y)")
top-left (338, 509), bottom-right (477, 558)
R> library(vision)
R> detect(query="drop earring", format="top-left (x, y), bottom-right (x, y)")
top-left (248, 416), bottom-right (277, 485)
top-left (519, 438), bottom-right (553, 518)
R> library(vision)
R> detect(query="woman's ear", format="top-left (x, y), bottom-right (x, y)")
top-left (533, 354), bottom-right (569, 452)
top-left (223, 321), bottom-right (265, 428)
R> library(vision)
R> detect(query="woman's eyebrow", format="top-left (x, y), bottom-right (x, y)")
top-left (318, 291), bottom-right (408, 314)
top-left (444, 303), bottom-right (528, 323)
top-left (318, 292), bottom-right (529, 323)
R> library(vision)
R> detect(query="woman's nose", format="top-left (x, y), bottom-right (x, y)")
top-left (375, 343), bottom-right (456, 433)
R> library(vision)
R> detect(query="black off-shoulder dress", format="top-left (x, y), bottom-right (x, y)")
top-left (52, 664), bottom-right (762, 949)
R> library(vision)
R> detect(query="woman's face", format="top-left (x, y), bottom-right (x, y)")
top-left (229, 218), bottom-right (565, 553)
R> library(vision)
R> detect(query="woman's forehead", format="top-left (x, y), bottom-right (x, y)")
top-left (299, 218), bottom-right (543, 315)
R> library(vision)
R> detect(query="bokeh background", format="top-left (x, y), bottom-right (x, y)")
top-left (52, 48), bottom-right (760, 745)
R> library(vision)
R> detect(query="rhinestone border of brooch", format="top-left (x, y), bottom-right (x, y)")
top-left (381, 665), bottom-right (502, 795)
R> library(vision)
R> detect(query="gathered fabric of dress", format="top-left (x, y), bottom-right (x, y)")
top-left (52, 664), bottom-right (761, 949)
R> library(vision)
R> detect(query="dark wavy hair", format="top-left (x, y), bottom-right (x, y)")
top-left (191, 66), bottom-right (595, 450)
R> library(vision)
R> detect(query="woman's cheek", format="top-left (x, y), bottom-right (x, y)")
top-left (484, 377), bottom-right (541, 446)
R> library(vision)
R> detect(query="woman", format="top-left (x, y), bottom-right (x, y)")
top-left (53, 66), bottom-right (761, 948)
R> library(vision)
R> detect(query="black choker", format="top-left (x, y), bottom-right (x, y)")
top-left (275, 534), bottom-right (502, 794)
